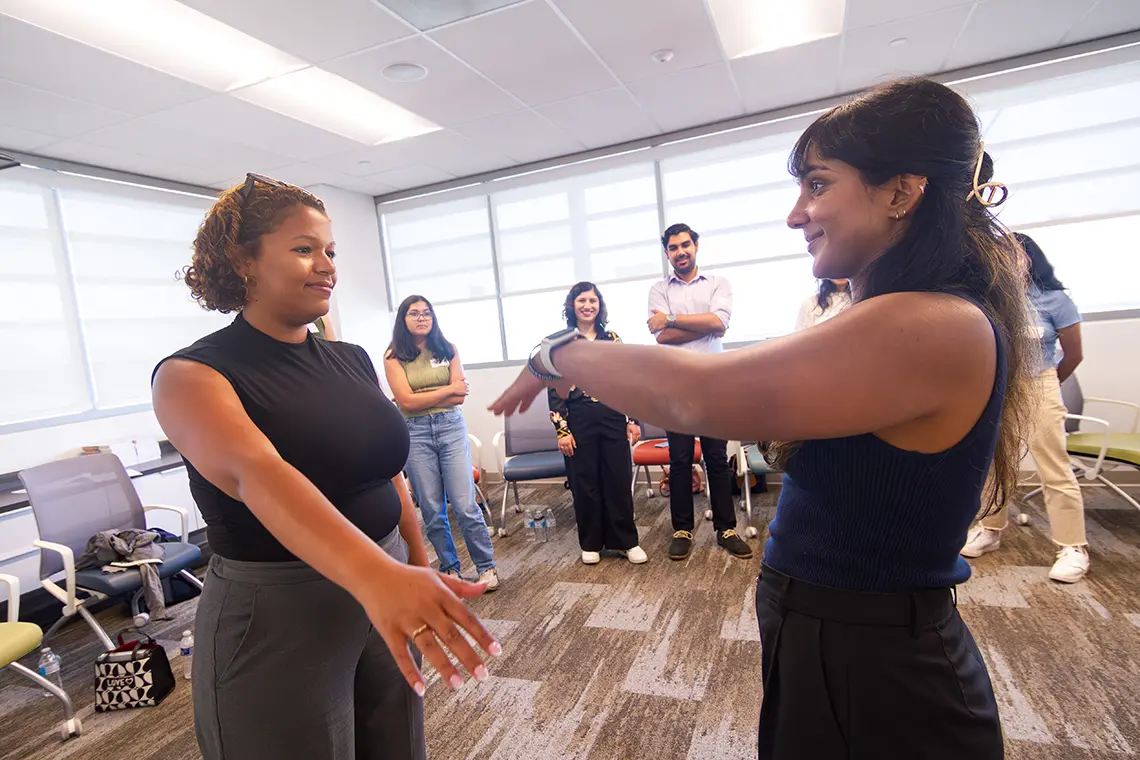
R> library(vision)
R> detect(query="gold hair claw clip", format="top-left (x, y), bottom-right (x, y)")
top-left (965, 141), bottom-right (1008, 208)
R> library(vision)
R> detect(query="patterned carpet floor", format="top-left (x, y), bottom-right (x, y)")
top-left (2, 481), bottom-right (1140, 759)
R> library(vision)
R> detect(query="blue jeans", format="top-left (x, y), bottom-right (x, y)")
top-left (404, 409), bottom-right (495, 574)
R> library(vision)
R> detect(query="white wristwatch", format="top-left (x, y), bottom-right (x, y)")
top-left (529, 327), bottom-right (582, 380)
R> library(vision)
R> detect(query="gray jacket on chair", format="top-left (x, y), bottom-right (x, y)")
top-left (77, 529), bottom-right (168, 619)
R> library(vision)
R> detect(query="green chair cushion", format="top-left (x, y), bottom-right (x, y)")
top-left (0, 622), bottom-right (43, 668)
top-left (1067, 432), bottom-right (1140, 467)
top-left (746, 446), bottom-right (775, 474)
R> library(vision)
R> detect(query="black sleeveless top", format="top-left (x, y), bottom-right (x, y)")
top-left (153, 313), bottom-right (409, 562)
top-left (763, 294), bottom-right (1008, 592)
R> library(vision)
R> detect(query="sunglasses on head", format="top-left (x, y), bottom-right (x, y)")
top-left (239, 172), bottom-right (293, 206)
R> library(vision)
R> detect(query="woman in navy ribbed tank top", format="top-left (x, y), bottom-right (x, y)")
top-left (493, 77), bottom-right (1036, 759)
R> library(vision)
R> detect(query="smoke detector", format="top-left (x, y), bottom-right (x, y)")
top-left (651, 49), bottom-right (675, 64)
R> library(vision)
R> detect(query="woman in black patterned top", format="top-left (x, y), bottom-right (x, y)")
top-left (549, 282), bottom-right (647, 565)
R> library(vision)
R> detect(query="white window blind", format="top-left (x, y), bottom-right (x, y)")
top-left (0, 179), bottom-right (90, 424)
top-left (60, 189), bottom-right (221, 409)
top-left (491, 163), bottom-right (660, 295)
top-left (384, 196), bottom-right (496, 305)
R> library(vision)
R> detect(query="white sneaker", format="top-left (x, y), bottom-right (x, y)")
top-left (961, 526), bottom-right (1002, 558)
top-left (622, 546), bottom-right (648, 564)
top-left (1049, 545), bottom-right (1089, 583)
top-left (581, 551), bottom-right (601, 565)
top-left (477, 568), bottom-right (500, 591)
top-left (445, 569), bottom-right (463, 580)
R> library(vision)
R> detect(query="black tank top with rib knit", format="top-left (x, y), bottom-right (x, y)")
top-left (153, 313), bottom-right (409, 562)
top-left (762, 293), bottom-right (1008, 592)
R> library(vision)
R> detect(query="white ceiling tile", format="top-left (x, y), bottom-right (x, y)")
top-left (365, 165), bottom-right (455, 191)
top-left (316, 129), bottom-right (514, 178)
top-left (627, 63), bottom-right (743, 132)
top-left (454, 110), bottom-right (586, 163)
top-left (137, 96), bottom-right (364, 162)
top-left (844, 0), bottom-right (975, 31)
top-left (839, 6), bottom-right (974, 92)
top-left (176, 0), bottom-right (415, 62)
top-left (553, 0), bottom-right (724, 82)
top-left (945, 0), bottom-right (1098, 69)
top-left (0, 124), bottom-right (57, 152)
top-left (78, 120), bottom-right (295, 183)
top-left (429, 0), bottom-right (618, 106)
top-left (41, 140), bottom-right (221, 186)
top-left (0, 18), bottom-right (213, 115)
top-left (322, 36), bottom-right (522, 127)
top-left (0, 80), bottom-right (131, 138)
top-left (536, 88), bottom-right (660, 148)
top-left (732, 37), bottom-right (843, 114)
top-left (1062, 0), bottom-right (1140, 44)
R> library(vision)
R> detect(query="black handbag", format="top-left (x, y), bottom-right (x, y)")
top-left (94, 632), bottom-right (176, 712)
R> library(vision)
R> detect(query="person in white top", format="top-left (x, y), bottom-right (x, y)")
top-left (795, 279), bottom-right (852, 331)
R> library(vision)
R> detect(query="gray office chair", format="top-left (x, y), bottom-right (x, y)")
top-left (492, 395), bottom-right (566, 537)
top-left (19, 453), bottom-right (205, 651)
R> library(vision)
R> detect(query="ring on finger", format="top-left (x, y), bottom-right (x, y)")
top-left (410, 624), bottom-right (432, 642)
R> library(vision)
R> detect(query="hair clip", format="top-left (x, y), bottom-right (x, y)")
top-left (965, 141), bottom-right (1008, 208)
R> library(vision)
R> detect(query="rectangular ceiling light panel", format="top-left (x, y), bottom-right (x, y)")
top-left (1, 0), bottom-right (441, 144)
top-left (708, 0), bottom-right (845, 59)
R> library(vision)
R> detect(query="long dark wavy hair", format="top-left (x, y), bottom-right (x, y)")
top-left (386, 294), bottom-right (456, 363)
top-left (1016, 232), bottom-right (1065, 291)
top-left (563, 281), bottom-right (608, 332)
top-left (815, 279), bottom-right (848, 311)
top-left (764, 77), bottom-right (1035, 513)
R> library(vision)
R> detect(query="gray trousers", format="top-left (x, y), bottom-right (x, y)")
top-left (193, 529), bottom-right (426, 760)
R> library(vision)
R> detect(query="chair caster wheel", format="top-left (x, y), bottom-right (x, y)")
top-left (61, 717), bottom-right (82, 739)
top-left (704, 510), bottom-right (713, 520)
top-left (487, 527), bottom-right (496, 538)
top-left (1016, 513), bottom-right (1031, 526)
top-left (564, 480), bottom-right (572, 490)
top-left (513, 505), bottom-right (524, 513)
top-left (646, 489), bottom-right (654, 498)
top-left (744, 526), bottom-right (758, 538)
top-left (497, 527), bottom-right (509, 537)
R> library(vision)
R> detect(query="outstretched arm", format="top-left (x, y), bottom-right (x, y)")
top-left (492, 292), bottom-right (996, 445)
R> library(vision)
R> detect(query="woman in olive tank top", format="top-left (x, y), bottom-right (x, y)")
top-left (384, 295), bottom-right (499, 590)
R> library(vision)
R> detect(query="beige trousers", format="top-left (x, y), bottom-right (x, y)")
top-left (982, 367), bottom-right (1087, 545)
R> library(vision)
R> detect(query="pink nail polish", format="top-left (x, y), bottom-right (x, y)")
top-left (474, 665), bottom-right (488, 682)
top-left (489, 641), bottom-right (503, 657)
top-left (449, 674), bottom-right (464, 690)
top-left (413, 682), bottom-right (426, 697)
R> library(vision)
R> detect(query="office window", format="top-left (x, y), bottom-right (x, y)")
top-left (1019, 216), bottom-right (1140, 314)
top-left (432, 299), bottom-right (503, 365)
top-left (384, 196), bottom-right (496, 305)
top-left (0, 180), bottom-right (91, 424)
top-left (60, 189), bottom-right (221, 409)
top-left (491, 163), bottom-right (660, 295)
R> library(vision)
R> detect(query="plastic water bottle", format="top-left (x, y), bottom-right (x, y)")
top-left (544, 508), bottom-right (557, 536)
top-left (37, 648), bottom-right (63, 697)
top-left (524, 510), bottom-right (536, 541)
top-left (180, 631), bottom-right (194, 680)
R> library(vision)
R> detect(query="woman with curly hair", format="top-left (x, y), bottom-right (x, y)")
top-left (547, 282), bottom-right (647, 566)
top-left (152, 174), bottom-right (498, 760)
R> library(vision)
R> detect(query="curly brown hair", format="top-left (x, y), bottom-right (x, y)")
top-left (181, 179), bottom-right (327, 312)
